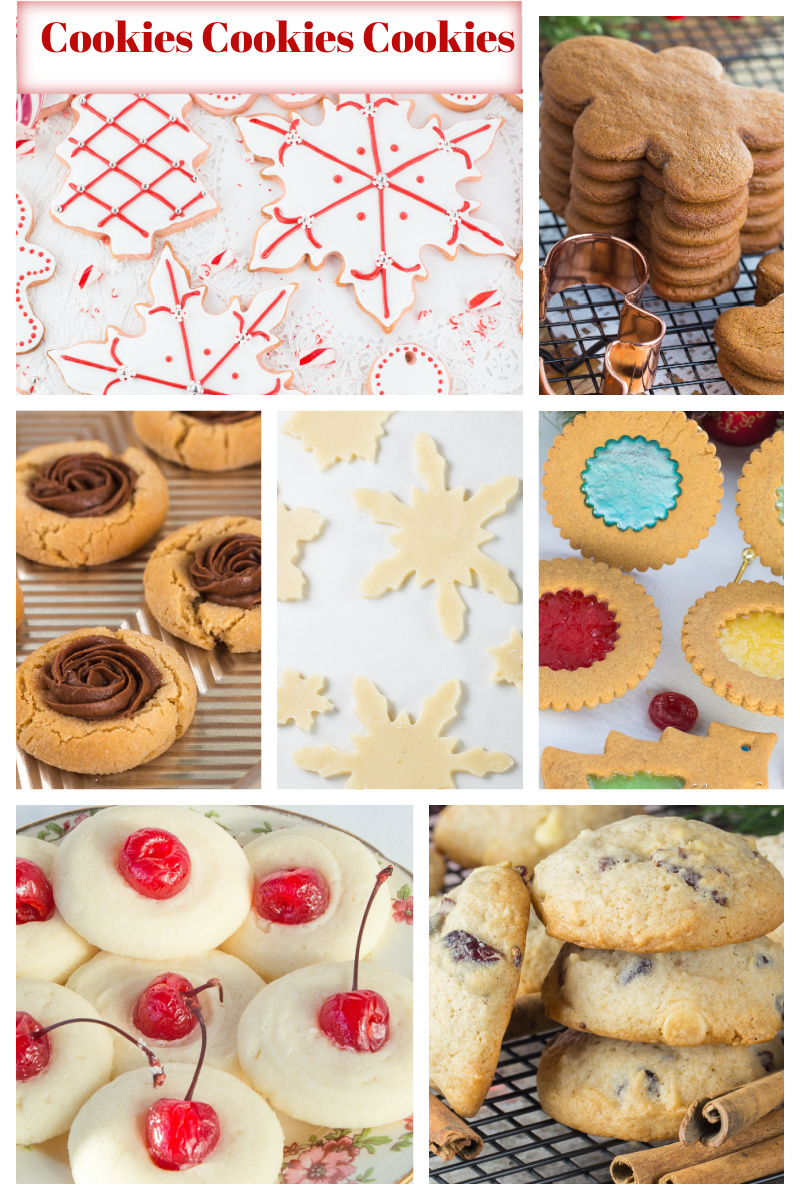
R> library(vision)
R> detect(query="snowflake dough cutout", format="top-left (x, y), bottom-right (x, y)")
top-left (49, 245), bottom-right (297, 396)
top-left (353, 433), bottom-right (520, 640)
top-left (294, 677), bottom-right (514, 788)
top-left (489, 628), bottom-right (523, 694)
top-left (50, 94), bottom-right (218, 258)
top-left (278, 499), bottom-right (325, 601)
top-left (282, 411), bottom-right (392, 469)
top-left (16, 191), bottom-right (55, 354)
top-left (236, 94), bottom-right (514, 330)
top-left (277, 668), bottom-right (334, 731)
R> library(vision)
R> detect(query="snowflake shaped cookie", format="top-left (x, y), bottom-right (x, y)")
top-left (16, 191), bottom-right (55, 354)
top-left (278, 499), bottom-right (325, 601)
top-left (282, 411), bottom-right (391, 469)
top-left (51, 94), bottom-right (218, 258)
top-left (277, 668), bottom-right (334, 731)
top-left (49, 245), bottom-right (297, 395)
top-left (489, 628), bottom-right (523, 694)
top-left (294, 677), bottom-right (514, 788)
top-left (236, 94), bottom-right (514, 330)
top-left (353, 433), bottom-right (520, 640)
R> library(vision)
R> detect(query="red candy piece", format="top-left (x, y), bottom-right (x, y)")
top-left (318, 988), bottom-right (390, 1053)
top-left (539, 589), bottom-right (619, 671)
top-left (649, 691), bottom-right (699, 733)
top-left (133, 973), bottom-right (199, 1042)
top-left (146, 1097), bottom-right (220, 1171)
top-left (16, 1011), bottom-right (51, 1081)
top-left (16, 858), bottom-right (55, 925)
top-left (254, 867), bottom-right (330, 925)
top-left (117, 828), bottom-right (191, 899)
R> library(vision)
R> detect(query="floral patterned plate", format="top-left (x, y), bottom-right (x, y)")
top-left (16, 804), bottom-right (413, 1185)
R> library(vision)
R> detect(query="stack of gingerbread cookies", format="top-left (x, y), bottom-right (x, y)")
top-left (532, 815), bottom-right (784, 1141)
top-left (540, 36), bottom-right (784, 302)
top-left (714, 249), bottom-right (785, 394)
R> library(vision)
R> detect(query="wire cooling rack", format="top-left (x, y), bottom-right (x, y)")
top-left (428, 808), bottom-right (783, 1184)
top-left (538, 16), bottom-right (784, 396)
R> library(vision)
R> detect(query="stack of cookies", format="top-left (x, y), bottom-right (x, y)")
top-left (532, 815), bottom-right (784, 1141)
top-left (540, 37), bottom-right (784, 302)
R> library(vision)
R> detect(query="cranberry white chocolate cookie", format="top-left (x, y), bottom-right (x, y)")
top-left (542, 938), bottom-right (784, 1045)
top-left (16, 836), bottom-right (97, 984)
top-left (16, 977), bottom-right (113, 1144)
top-left (520, 906), bottom-right (563, 996)
top-left (756, 832), bottom-right (784, 947)
top-left (429, 864), bottom-right (530, 1117)
top-left (531, 815), bottom-right (784, 952)
top-left (52, 806), bottom-right (253, 958)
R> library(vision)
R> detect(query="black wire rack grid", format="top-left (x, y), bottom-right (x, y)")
top-left (428, 809), bottom-right (783, 1184)
top-left (538, 16), bottom-right (783, 396)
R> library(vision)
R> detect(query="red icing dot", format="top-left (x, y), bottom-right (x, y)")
top-left (333, 174), bottom-right (342, 183)
top-left (649, 692), bottom-right (698, 733)
top-left (203, 347), bottom-right (211, 356)
top-left (357, 146), bottom-right (366, 156)
top-left (539, 589), bottom-right (619, 671)
top-left (390, 143), bottom-right (399, 152)
top-left (416, 175), bottom-right (424, 183)
top-left (357, 212), bottom-right (366, 222)
top-left (399, 212), bottom-right (408, 221)
top-left (165, 355), bottom-right (173, 362)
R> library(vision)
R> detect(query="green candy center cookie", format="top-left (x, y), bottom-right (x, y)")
top-left (581, 436), bottom-right (682, 532)
top-left (588, 771), bottom-right (685, 790)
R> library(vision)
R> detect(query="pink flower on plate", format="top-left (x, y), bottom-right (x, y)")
top-left (392, 896), bottom-right (413, 925)
top-left (283, 1137), bottom-right (359, 1184)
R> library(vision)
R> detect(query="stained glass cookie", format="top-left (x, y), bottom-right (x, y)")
top-left (543, 411), bottom-right (723, 571)
top-left (736, 429), bottom-right (784, 576)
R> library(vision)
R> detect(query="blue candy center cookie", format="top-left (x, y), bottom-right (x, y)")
top-left (581, 436), bottom-right (682, 532)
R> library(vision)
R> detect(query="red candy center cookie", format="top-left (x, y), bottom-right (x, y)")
top-left (539, 589), bottom-right (619, 671)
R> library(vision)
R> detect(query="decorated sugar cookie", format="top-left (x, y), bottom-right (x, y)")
top-left (267, 94), bottom-right (326, 109)
top-left (542, 722), bottom-right (778, 790)
top-left (489, 628), bottom-right (523, 694)
top-left (16, 191), bottom-right (55, 354)
top-left (682, 579), bottom-right (783, 717)
top-left (277, 668), bottom-right (334, 731)
top-left (433, 93), bottom-right (492, 112)
top-left (191, 93), bottom-right (258, 115)
top-left (293, 677), bottom-right (513, 788)
top-left (736, 430), bottom-right (784, 576)
top-left (236, 94), bottom-right (514, 331)
top-left (49, 244), bottom-right (297, 395)
top-left (277, 498), bottom-right (325, 601)
top-left (282, 411), bottom-right (391, 469)
top-left (367, 343), bottom-right (450, 395)
top-left (40, 94), bottom-right (74, 119)
top-left (544, 411), bottom-right (723, 572)
top-left (51, 95), bottom-right (218, 259)
top-left (540, 557), bottom-right (661, 712)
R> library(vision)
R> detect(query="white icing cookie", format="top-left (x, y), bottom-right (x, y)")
top-left (16, 191), bottom-right (55, 354)
top-left (16, 835), bottom-right (97, 984)
top-left (51, 95), bottom-right (218, 259)
top-left (68, 1063), bottom-right (284, 1183)
top-left (16, 977), bottom-right (113, 1145)
top-left (277, 498), bottom-right (325, 601)
top-left (67, 949), bottom-right (264, 1079)
top-left (367, 343), bottom-right (450, 395)
top-left (433, 93), bottom-right (492, 111)
top-left (277, 668), bottom-right (334, 731)
top-left (236, 94), bottom-right (514, 330)
top-left (238, 961), bottom-right (413, 1127)
top-left (268, 94), bottom-right (325, 109)
top-left (191, 93), bottom-right (258, 115)
top-left (52, 806), bottom-right (253, 958)
top-left (49, 244), bottom-right (297, 396)
top-left (282, 410), bottom-right (392, 468)
top-left (489, 628), bottom-right (523, 694)
top-left (222, 825), bottom-right (391, 980)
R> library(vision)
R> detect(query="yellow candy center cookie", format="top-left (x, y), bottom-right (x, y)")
top-left (717, 610), bottom-right (783, 680)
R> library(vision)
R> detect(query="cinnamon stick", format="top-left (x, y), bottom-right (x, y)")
top-left (659, 1134), bottom-right (783, 1184)
top-left (503, 993), bottom-right (561, 1042)
top-left (610, 1109), bottom-right (783, 1184)
top-left (429, 1091), bottom-right (483, 1161)
top-left (680, 1070), bottom-right (784, 1146)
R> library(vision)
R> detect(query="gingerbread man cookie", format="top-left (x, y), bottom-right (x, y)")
top-left (16, 191), bottom-right (55, 354)
top-left (714, 295), bottom-right (784, 395)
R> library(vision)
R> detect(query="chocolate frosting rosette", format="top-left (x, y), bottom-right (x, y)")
top-left (29, 453), bottom-right (137, 517)
top-left (41, 635), bottom-right (162, 720)
top-left (190, 534), bottom-right (261, 609)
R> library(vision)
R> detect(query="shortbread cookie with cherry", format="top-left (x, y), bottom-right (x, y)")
top-left (16, 977), bottom-right (113, 1144)
top-left (222, 824), bottom-right (390, 980)
top-left (67, 949), bottom-right (264, 1078)
top-left (17, 835), bottom-right (97, 984)
top-left (52, 806), bottom-right (252, 959)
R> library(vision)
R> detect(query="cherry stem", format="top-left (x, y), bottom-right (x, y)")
top-left (180, 979), bottom-right (222, 1104)
top-left (352, 866), bottom-right (393, 992)
top-left (31, 1018), bottom-right (165, 1087)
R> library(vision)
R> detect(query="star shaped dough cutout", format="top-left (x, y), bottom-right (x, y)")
top-left (353, 433), bottom-right (520, 640)
top-left (293, 677), bottom-right (514, 788)
top-left (489, 628), bottom-right (523, 694)
top-left (277, 668), bottom-right (334, 731)
top-left (278, 498), bottom-right (325, 601)
top-left (282, 411), bottom-right (392, 469)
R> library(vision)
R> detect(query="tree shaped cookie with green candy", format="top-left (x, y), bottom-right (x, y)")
top-left (293, 677), bottom-right (513, 788)
top-left (277, 498), bottom-right (325, 601)
top-left (354, 433), bottom-right (519, 640)
top-left (541, 723), bottom-right (778, 791)
top-left (736, 430), bottom-right (783, 576)
top-left (282, 411), bottom-right (392, 470)
top-left (277, 669), bottom-right (333, 732)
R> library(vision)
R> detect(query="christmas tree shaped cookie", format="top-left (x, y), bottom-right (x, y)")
top-left (736, 430), bottom-right (784, 577)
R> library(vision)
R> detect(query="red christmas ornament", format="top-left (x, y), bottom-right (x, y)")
top-left (701, 411), bottom-right (780, 447)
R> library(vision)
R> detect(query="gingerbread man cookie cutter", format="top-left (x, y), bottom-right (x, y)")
top-left (539, 234), bottom-right (665, 395)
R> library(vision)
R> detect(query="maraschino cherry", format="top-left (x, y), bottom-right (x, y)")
top-left (16, 858), bottom-right (55, 925)
top-left (317, 866), bottom-right (393, 1054)
top-left (117, 828), bottom-right (191, 899)
top-left (16, 1012), bottom-right (51, 1080)
top-left (133, 973), bottom-right (203, 1042)
top-left (254, 866), bottom-right (330, 924)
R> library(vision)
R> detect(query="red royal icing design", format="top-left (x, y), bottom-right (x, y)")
top-left (16, 191), bottom-right (55, 354)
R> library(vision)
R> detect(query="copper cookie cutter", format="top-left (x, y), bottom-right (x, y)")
top-left (540, 235), bottom-right (666, 395)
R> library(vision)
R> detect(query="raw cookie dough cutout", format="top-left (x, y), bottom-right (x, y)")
top-left (277, 668), bottom-right (334, 730)
top-left (277, 498), bottom-right (325, 601)
top-left (489, 628), bottom-right (523, 694)
top-left (282, 411), bottom-right (391, 469)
